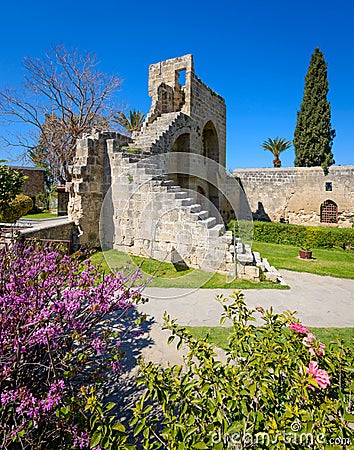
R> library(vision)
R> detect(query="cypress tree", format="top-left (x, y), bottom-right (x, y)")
top-left (294, 48), bottom-right (335, 174)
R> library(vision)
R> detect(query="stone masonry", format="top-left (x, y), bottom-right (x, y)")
top-left (67, 55), bottom-right (285, 283)
top-left (130, 54), bottom-right (226, 213)
top-left (234, 166), bottom-right (354, 227)
top-left (11, 166), bottom-right (45, 198)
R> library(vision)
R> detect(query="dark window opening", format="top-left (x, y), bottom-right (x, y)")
top-left (325, 182), bottom-right (332, 191)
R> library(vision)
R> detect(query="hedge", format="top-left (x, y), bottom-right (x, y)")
top-left (0, 194), bottom-right (33, 223)
top-left (228, 220), bottom-right (354, 250)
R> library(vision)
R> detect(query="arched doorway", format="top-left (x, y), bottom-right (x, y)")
top-left (320, 200), bottom-right (338, 223)
top-left (202, 121), bottom-right (219, 163)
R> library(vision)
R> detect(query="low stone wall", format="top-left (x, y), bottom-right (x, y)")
top-left (233, 166), bottom-right (354, 227)
top-left (19, 218), bottom-right (78, 250)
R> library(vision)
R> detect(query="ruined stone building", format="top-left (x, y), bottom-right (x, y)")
top-left (66, 53), bottom-right (353, 283)
top-left (67, 54), bottom-right (279, 282)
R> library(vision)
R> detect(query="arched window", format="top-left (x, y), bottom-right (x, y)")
top-left (320, 200), bottom-right (338, 223)
top-left (202, 121), bottom-right (219, 163)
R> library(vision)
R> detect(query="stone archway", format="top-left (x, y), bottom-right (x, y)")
top-left (202, 121), bottom-right (219, 163)
top-left (320, 199), bottom-right (338, 223)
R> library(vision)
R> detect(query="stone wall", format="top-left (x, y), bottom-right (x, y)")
top-left (19, 218), bottom-right (77, 253)
top-left (146, 54), bottom-right (226, 166)
top-left (132, 54), bottom-right (226, 214)
top-left (67, 130), bottom-right (132, 247)
top-left (11, 166), bottom-right (45, 197)
top-left (233, 166), bottom-right (354, 227)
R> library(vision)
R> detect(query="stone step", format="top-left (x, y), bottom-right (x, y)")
top-left (122, 157), bottom-right (141, 164)
top-left (189, 210), bottom-right (209, 221)
top-left (136, 162), bottom-right (157, 169)
top-left (209, 223), bottom-right (225, 237)
top-left (166, 185), bottom-right (181, 192)
top-left (130, 112), bottom-right (182, 151)
top-left (188, 204), bottom-right (202, 213)
top-left (161, 180), bottom-right (175, 187)
top-left (128, 167), bottom-right (163, 176)
top-left (200, 217), bottom-right (217, 228)
top-left (151, 174), bottom-right (168, 181)
top-left (176, 197), bottom-right (194, 206)
top-left (172, 191), bottom-right (188, 199)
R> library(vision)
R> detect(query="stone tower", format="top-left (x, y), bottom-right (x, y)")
top-left (131, 54), bottom-right (226, 211)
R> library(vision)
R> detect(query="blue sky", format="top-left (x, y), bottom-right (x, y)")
top-left (0, 0), bottom-right (353, 170)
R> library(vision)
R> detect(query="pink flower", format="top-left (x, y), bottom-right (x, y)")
top-left (289, 322), bottom-right (309, 334)
top-left (110, 360), bottom-right (122, 372)
top-left (303, 333), bottom-right (325, 356)
top-left (306, 361), bottom-right (330, 390)
top-left (91, 338), bottom-right (105, 355)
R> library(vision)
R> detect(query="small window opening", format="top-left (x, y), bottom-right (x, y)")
top-left (177, 69), bottom-right (186, 86)
top-left (325, 182), bottom-right (332, 192)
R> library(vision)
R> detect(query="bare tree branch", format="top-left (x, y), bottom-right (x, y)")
top-left (0, 44), bottom-right (122, 182)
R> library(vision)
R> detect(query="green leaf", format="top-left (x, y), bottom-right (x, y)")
top-left (105, 402), bottom-right (115, 411)
top-left (134, 420), bottom-right (145, 437)
top-left (90, 431), bottom-right (101, 448)
top-left (228, 421), bottom-right (242, 434)
top-left (193, 442), bottom-right (209, 449)
top-left (112, 422), bottom-right (126, 432)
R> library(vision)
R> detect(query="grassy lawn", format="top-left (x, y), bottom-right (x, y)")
top-left (252, 241), bottom-right (354, 279)
top-left (89, 249), bottom-right (289, 290)
top-left (188, 326), bottom-right (354, 350)
top-left (24, 211), bottom-right (58, 219)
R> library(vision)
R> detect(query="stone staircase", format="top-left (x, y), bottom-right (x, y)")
top-left (70, 128), bottom-right (284, 283)
top-left (123, 154), bottom-right (285, 283)
top-left (112, 151), bottom-right (263, 280)
top-left (130, 111), bottom-right (189, 153)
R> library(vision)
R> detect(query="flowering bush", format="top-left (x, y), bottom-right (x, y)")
top-left (133, 291), bottom-right (354, 449)
top-left (0, 242), bottom-right (143, 449)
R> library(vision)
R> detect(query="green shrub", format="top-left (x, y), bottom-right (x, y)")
top-left (0, 163), bottom-right (25, 203)
top-left (228, 220), bottom-right (354, 250)
top-left (0, 194), bottom-right (33, 223)
top-left (132, 291), bottom-right (354, 449)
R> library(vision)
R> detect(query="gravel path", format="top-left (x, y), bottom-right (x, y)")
top-left (128, 269), bottom-right (354, 366)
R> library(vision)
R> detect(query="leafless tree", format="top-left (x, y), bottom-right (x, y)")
top-left (0, 45), bottom-right (122, 183)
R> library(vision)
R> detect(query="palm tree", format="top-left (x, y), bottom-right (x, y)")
top-left (261, 137), bottom-right (292, 168)
top-left (114, 109), bottom-right (145, 135)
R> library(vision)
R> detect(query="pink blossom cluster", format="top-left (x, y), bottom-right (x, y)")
top-left (71, 426), bottom-right (91, 449)
top-left (289, 321), bottom-right (330, 390)
top-left (306, 361), bottom-right (331, 391)
top-left (0, 380), bottom-right (65, 418)
top-left (303, 332), bottom-right (325, 356)
top-left (289, 322), bottom-right (326, 356)
top-left (0, 242), bottom-right (144, 447)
